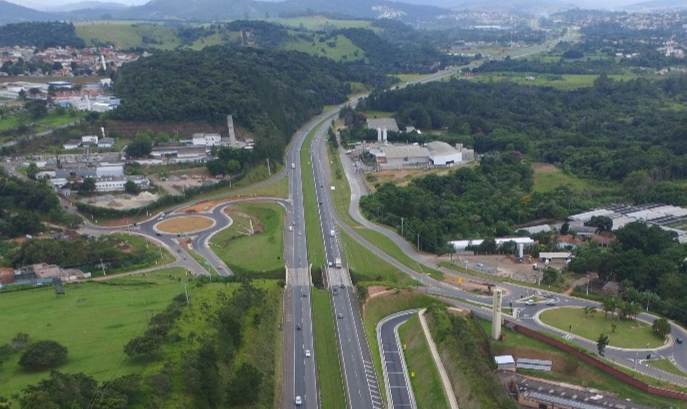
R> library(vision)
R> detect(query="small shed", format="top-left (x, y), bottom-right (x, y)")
top-left (495, 355), bottom-right (516, 372)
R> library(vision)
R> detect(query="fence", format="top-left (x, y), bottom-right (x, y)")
top-left (510, 322), bottom-right (687, 402)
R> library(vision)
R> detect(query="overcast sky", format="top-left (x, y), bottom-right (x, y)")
top-left (7, 0), bottom-right (644, 10)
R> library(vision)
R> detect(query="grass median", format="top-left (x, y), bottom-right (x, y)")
top-left (302, 122), bottom-right (327, 268)
top-left (398, 314), bottom-right (451, 409)
top-left (312, 289), bottom-right (347, 409)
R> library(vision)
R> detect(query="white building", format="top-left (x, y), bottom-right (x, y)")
top-left (95, 177), bottom-right (149, 192)
top-left (367, 118), bottom-right (399, 143)
top-left (98, 137), bottom-right (114, 148)
top-left (82, 135), bottom-right (99, 146)
top-left (449, 237), bottom-right (535, 252)
top-left (96, 164), bottom-right (124, 178)
top-left (427, 141), bottom-right (462, 166)
top-left (63, 139), bottom-right (81, 150)
top-left (192, 133), bottom-right (221, 146)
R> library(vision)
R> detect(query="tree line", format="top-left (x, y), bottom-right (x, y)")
top-left (0, 22), bottom-right (85, 49)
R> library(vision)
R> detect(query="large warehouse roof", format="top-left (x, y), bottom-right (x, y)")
top-left (367, 118), bottom-right (399, 131)
top-left (380, 145), bottom-right (429, 159)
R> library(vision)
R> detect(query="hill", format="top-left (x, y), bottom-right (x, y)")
top-left (46, 1), bottom-right (127, 12)
top-left (0, 0), bottom-right (56, 24)
top-left (625, 0), bottom-right (687, 10)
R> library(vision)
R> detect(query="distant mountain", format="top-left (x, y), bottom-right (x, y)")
top-left (112, 0), bottom-right (447, 22)
top-left (0, 0), bottom-right (57, 24)
top-left (624, 0), bottom-right (687, 10)
top-left (46, 1), bottom-right (127, 12)
top-left (398, 0), bottom-right (579, 14)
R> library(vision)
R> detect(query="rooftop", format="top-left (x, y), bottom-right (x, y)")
top-left (379, 145), bottom-right (430, 159)
top-left (427, 141), bottom-right (460, 156)
top-left (367, 118), bottom-right (399, 131)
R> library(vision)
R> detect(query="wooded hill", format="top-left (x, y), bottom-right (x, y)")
top-left (110, 46), bottom-right (391, 161)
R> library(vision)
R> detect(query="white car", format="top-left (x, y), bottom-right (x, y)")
top-left (305, 349), bottom-right (311, 357)
top-left (525, 300), bottom-right (535, 306)
top-left (295, 396), bottom-right (302, 406)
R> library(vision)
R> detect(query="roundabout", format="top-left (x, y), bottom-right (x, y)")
top-left (155, 215), bottom-right (216, 234)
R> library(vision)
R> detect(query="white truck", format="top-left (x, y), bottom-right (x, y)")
top-left (335, 257), bottom-right (342, 268)
top-left (330, 229), bottom-right (335, 237)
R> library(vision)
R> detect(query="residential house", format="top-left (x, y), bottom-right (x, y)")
top-left (63, 139), bottom-right (82, 150)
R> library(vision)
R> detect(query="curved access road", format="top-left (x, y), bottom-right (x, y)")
top-left (378, 310), bottom-right (418, 409)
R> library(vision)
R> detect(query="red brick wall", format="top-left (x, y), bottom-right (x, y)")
top-left (510, 322), bottom-right (687, 402)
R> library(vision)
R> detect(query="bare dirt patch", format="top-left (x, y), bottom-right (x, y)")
top-left (443, 275), bottom-right (498, 296)
top-left (532, 163), bottom-right (558, 173)
top-left (179, 200), bottom-right (218, 214)
top-left (156, 216), bottom-right (214, 234)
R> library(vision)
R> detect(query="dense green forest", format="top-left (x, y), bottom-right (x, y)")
top-left (0, 22), bottom-right (85, 48)
top-left (472, 56), bottom-right (622, 75)
top-left (570, 222), bottom-right (687, 326)
top-left (111, 46), bottom-right (391, 161)
top-left (360, 153), bottom-right (582, 254)
top-left (360, 75), bottom-right (687, 205)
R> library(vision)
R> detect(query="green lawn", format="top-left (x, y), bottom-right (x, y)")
top-left (76, 23), bottom-right (181, 50)
top-left (301, 119), bottom-right (328, 268)
top-left (394, 74), bottom-right (432, 83)
top-left (282, 33), bottom-right (365, 63)
top-left (398, 314), bottom-right (451, 409)
top-left (340, 229), bottom-right (417, 288)
top-left (481, 319), bottom-right (687, 407)
top-left (0, 110), bottom-right (86, 133)
top-left (648, 359), bottom-right (687, 377)
top-left (363, 291), bottom-right (445, 402)
top-left (531, 163), bottom-right (595, 193)
top-left (210, 202), bottom-right (284, 275)
top-left (103, 233), bottom-right (176, 275)
top-left (539, 307), bottom-right (665, 349)
top-left (312, 289), bottom-right (347, 409)
top-left (0, 268), bottom-right (189, 400)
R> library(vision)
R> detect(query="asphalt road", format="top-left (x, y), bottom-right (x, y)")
top-left (378, 311), bottom-right (418, 409)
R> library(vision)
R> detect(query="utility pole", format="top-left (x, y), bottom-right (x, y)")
top-left (586, 274), bottom-right (590, 295)
top-left (401, 217), bottom-right (404, 237)
top-left (100, 258), bottom-right (106, 276)
top-left (266, 158), bottom-right (271, 175)
top-left (184, 283), bottom-right (189, 306)
top-left (417, 233), bottom-right (420, 251)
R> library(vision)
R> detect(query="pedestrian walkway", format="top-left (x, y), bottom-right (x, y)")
top-left (418, 309), bottom-right (460, 409)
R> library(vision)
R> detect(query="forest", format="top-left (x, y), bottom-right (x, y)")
top-left (359, 153), bottom-right (581, 254)
top-left (360, 75), bottom-right (687, 205)
top-left (110, 46), bottom-right (391, 161)
top-left (0, 22), bottom-right (85, 48)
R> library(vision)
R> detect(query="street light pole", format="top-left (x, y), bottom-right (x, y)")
top-left (586, 274), bottom-right (590, 295)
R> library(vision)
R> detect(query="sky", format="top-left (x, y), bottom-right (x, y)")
top-left (5, 0), bottom-right (646, 10)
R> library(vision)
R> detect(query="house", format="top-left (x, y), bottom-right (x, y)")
top-left (0, 268), bottom-right (15, 285)
top-left (19, 263), bottom-right (62, 279)
top-left (81, 135), bottom-right (99, 146)
top-left (63, 139), bottom-right (82, 150)
top-left (192, 133), bottom-right (221, 146)
top-left (98, 137), bottom-right (115, 148)
top-left (494, 355), bottom-right (516, 372)
top-left (427, 141), bottom-right (462, 166)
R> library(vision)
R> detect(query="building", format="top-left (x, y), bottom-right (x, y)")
top-left (494, 355), bottom-right (516, 372)
top-left (63, 139), bottom-right (82, 150)
top-left (449, 237), bottom-right (535, 252)
top-left (19, 263), bottom-right (62, 279)
top-left (369, 145), bottom-right (431, 170)
top-left (0, 268), bottom-right (15, 285)
top-left (95, 176), bottom-right (149, 192)
top-left (96, 163), bottom-right (124, 178)
top-left (427, 141), bottom-right (463, 166)
top-left (98, 137), bottom-right (115, 148)
top-left (81, 135), bottom-right (99, 146)
top-left (367, 118), bottom-right (399, 142)
top-left (192, 133), bottom-right (222, 146)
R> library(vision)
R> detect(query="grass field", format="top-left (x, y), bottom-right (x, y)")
top-left (102, 233), bottom-right (176, 275)
top-left (156, 215), bottom-right (214, 233)
top-left (531, 163), bottom-right (595, 194)
top-left (76, 23), bottom-right (180, 50)
top-left (282, 33), bottom-right (365, 62)
top-left (301, 119), bottom-right (328, 268)
top-left (0, 267), bottom-right (189, 400)
top-left (398, 314), bottom-right (451, 409)
top-left (470, 73), bottom-right (639, 90)
top-left (648, 359), bottom-right (687, 377)
top-left (539, 307), bottom-right (665, 349)
top-left (312, 289), bottom-right (347, 409)
top-left (482, 319), bottom-right (687, 407)
top-left (0, 110), bottom-right (86, 133)
top-left (272, 16), bottom-right (373, 31)
top-left (210, 202), bottom-right (284, 275)
top-left (362, 291), bottom-right (445, 402)
top-left (340, 229), bottom-right (417, 287)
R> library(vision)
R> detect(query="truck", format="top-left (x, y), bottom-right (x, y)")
top-left (335, 257), bottom-right (342, 268)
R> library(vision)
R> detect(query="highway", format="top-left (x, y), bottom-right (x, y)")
top-left (378, 311), bottom-right (418, 409)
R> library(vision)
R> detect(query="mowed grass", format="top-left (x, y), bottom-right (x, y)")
top-left (302, 120), bottom-right (327, 267)
top-left (0, 268), bottom-right (189, 399)
top-left (482, 319), bottom-right (687, 407)
top-left (398, 314), bottom-right (451, 409)
top-left (282, 33), bottom-right (365, 62)
top-left (340, 229), bottom-right (417, 287)
top-left (103, 233), bottom-right (176, 275)
top-left (0, 110), bottom-right (86, 132)
top-left (363, 291), bottom-right (445, 402)
top-left (648, 359), bottom-right (687, 377)
top-left (312, 289), bottom-right (347, 409)
top-left (210, 202), bottom-right (284, 274)
top-left (539, 307), bottom-right (665, 349)
top-left (76, 23), bottom-right (180, 49)
top-left (532, 163), bottom-right (595, 194)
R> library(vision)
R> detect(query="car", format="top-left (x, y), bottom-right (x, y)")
top-left (156, 233), bottom-right (161, 236)
top-left (292, 221), bottom-right (296, 226)
top-left (302, 292), bottom-right (307, 298)
top-left (289, 226), bottom-right (293, 232)
top-left (677, 338), bottom-right (683, 344)
top-left (328, 261), bottom-right (333, 267)
top-left (319, 201), bottom-right (322, 205)
top-left (332, 288), bottom-right (338, 294)
top-left (298, 231), bottom-right (302, 236)
top-left (340, 283), bottom-right (345, 289)
top-left (337, 313), bottom-right (344, 319)
top-left (176, 248), bottom-right (182, 253)
top-left (534, 290), bottom-right (542, 296)
top-left (546, 300), bottom-right (556, 306)
top-left (525, 300), bottom-right (535, 306)
top-left (543, 293), bottom-right (552, 298)
top-left (295, 396), bottom-right (302, 406)
top-left (296, 324), bottom-right (302, 330)
top-left (305, 349), bottom-right (311, 357)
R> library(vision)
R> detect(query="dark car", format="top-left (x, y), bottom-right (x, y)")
top-left (340, 283), bottom-right (345, 289)
top-left (297, 324), bottom-right (302, 330)
top-left (677, 338), bottom-right (683, 344)
top-left (156, 233), bottom-right (162, 236)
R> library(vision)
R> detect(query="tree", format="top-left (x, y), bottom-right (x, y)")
top-left (124, 134), bottom-right (152, 158)
top-left (79, 177), bottom-right (96, 194)
top-left (123, 335), bottom-right (162, 358)
top-left (26, 162), bottom-right (38, 180)
top-left (601, 297), bottom-right (616, 319)
top-left (124, 180), bottom-right (141, 195)
top-left (653, 318), bottom-right (671, 338)
top-left (585, 215), bottom-right (613, 233)
top-left (226, 363), bottom-right (262, 406)
top-left (597, 333), bottom-right (609, 357)
top-left (24, 99), bottom-right (47, 119)
top-left (18, 340), bottom-right (68, 369)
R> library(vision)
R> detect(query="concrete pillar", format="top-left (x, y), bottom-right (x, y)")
top-left (382, 128), bottom-right (388, 142)
top-left (492, 288), bottom-right (503, 340)
top-left (377, 128), bottom-right (382, 142)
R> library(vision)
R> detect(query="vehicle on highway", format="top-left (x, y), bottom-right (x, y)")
top-left (525, 300), bottom-right (535, 306)
top-left (546, 300), bottom-right (556, 306)
top-left (297, 323), bottom-right (302, 330)
top-left (332, 288), bottom-right (338, 295)
top-left (340, 283), bottom-right (345, 289)
top-left (298, 231), bottom-right (302, 236)
top-left (337, 313), bottom-right (344, 319)
top-left (330, 229), bottom-right (335, 237)
top-left (291, 163), bottom-right (295, 169)
top-left (543, 293), bottom-right (553, 298)
top-left (295, 396), bottom-right (302, 406)
top-left (328, 261), bottom-right (333, 267)
top-left (176, 248), bottom-right (181, 253)
top-left (156, 233), bottom-right (161, 236)
top-left (335, 257), bottom-right (342, 268)
top-left (302, 292), bottom-right (307, 298)
top-left (289, 226), bottom-right (293, 232)
top-left (305, 349), bottom-right (311, 357)
top-left (677, 338), bottom-right (683, 344)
